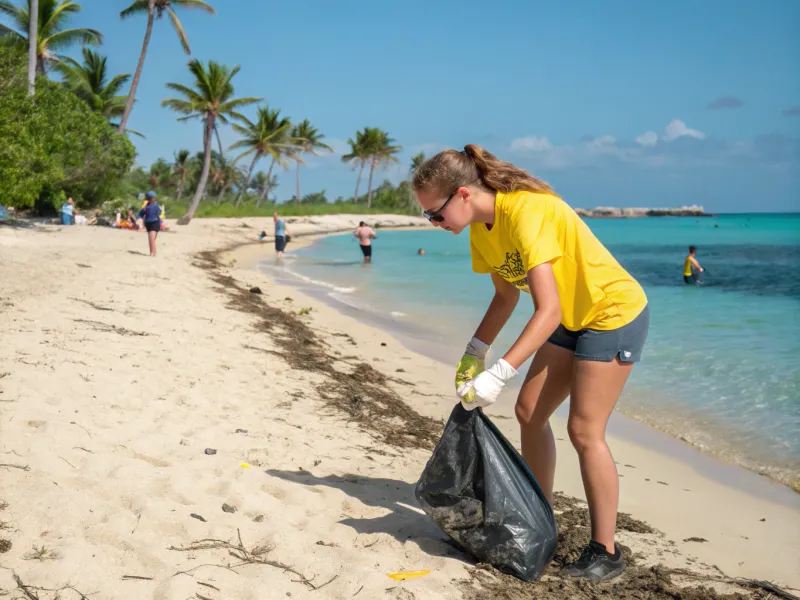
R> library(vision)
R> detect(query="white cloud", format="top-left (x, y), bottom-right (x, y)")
top-left (663, 119), bottom-right (705, 141)
top-left (635, 131), bottom-right (659, 147)
top-left (511, 136), bottom-right (553, 152)
top-left (588, 135), bottom-right (616, 147)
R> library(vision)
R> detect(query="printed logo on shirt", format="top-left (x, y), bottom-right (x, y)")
top-left (494, 250), bottom-right (529, 291)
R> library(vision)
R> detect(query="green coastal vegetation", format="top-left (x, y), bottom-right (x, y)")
top-left (0, 0), bottom-right (424, 223)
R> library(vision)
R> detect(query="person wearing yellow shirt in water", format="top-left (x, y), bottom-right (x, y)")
top-left (413, 145), bottom-right (649, 583)
top-left (683, 245), bottom-right (704, 284)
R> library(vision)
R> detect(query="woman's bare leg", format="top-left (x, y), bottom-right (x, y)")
top-left (568, 357), bottom-right (633, 552)
top-left (515, 342), bottom-right (574, 504)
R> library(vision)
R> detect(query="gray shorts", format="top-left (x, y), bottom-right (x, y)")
top-left (546, 305), bottom-right (650, 363)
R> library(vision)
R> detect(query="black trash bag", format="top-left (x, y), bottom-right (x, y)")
top-left (415, 404), bottom-right (557, 581)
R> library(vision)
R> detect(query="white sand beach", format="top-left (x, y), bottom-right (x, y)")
top-left (1, 215), bottom-right (798, 600)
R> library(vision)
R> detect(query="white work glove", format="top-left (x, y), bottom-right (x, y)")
top-left (457, 358), bottom-right (518, 410)
top-left (454, 337), bottom-right (490, 392)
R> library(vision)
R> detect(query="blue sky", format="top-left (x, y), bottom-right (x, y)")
top-left (9, 0), bottom-right (800, 211)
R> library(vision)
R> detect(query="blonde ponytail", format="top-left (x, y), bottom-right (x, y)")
top-left (412, 144), bottom-right (553, 197)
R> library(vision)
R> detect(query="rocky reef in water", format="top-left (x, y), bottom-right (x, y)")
top-left (574, 205), bottom-right (713, 218)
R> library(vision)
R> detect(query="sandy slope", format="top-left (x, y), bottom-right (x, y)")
top-left (0, 216), bottom-right (797, 600)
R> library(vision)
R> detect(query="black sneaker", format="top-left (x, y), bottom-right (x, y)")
top-left (560, 541), bottom-right (625, 581)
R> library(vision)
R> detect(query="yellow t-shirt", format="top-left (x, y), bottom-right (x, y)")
top-left (469, 191), bottom-right (647, 331)
top-left (683, 256), bottom-right (693, 276)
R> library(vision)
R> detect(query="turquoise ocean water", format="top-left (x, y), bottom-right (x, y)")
top-left (265, 214), bottom-right (800, 489)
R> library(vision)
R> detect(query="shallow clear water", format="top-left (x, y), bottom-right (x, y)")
top-left (274, 214), bottom-right (800, 488)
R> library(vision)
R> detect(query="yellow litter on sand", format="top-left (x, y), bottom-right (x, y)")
top-left (387, 570), bottom-right (431, 581)
top-left (240, 462), bottom-right (251, 469)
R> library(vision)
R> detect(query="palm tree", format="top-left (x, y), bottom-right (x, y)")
top-left (148, 157), bottom-right (170, 190)
top-left (291, 119), bottom-right (331, 204)
top-left (26, 0), bottom-right (36, 94)
top-left (250, 171), bottom-right (277, 202)
top-left (229, 105), bottom-right (293, 206)
top-left (210, 154), bottom-right (241, 204)
top-left (364, 128), bottom-right (402, 208)
top-left (162, 59), bottom-right (260, 224)
top-left (0, 0), bottom-right (102, 73)
top-left (118, 0), bottom-right (215, 135)
top-left (409, 152), bottom-right (425, 214)
top-left (55, 48), bottom-right (130, 119)
top-left (341, 129), bottom-right (369, 204)
top-left (172, 149), bottom-right (190, 202)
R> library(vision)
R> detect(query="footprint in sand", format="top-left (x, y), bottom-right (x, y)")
top-left (261, 484), bottom-right (287, 501)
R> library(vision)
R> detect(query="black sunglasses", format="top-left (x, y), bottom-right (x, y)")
top-left (423, 191), bottom-right (456, 223)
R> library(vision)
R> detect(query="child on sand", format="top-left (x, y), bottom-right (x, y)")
top-left (138, 191), bottom-right (162, 257)
top-left (413, 145), bottom-right (649, 582)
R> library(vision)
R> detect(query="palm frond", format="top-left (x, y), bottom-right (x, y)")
top-left (218, 96), bottom-right (261, 112)
top-left (172, 0), bottom-right (216, 14)
top-left (164, 81), bottom-right (204, 104)
top-left (120, 0), bottom-right (149, 19)
top-left (166, 7), bottom-right (190, 54)
top-left (104, 73), bottom-right (131, 96)
top-left (0, 23), bottom-right (25, 42)
top-left (44, 27), bottom-right (102, 51)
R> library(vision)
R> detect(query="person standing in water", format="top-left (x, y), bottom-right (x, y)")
top-left (138, 191), bottom-right (162, 257)
top-left (274, 212), bottom-right (289, 260)
top-left (413, 145), bottom-right (649, 582)
top-left (354, 221), bottom-right (377, 263)
top-left (683, 245), bottom-right (704, 284)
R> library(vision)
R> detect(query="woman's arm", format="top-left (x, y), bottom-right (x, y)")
top-left (473, 272), bottom-right (521, 345)
top-left (501, 262), bottom-right (562, 369)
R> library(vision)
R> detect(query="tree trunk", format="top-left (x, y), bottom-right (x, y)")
top-left (353, 161), bottom-right (364, 203)
top-left (257, 158), bottom-right (276, 208)
top-left (366, 159), bottom-right (376, 209)
top-left (295, 161), bottom-right (301, 203)
top-left (178, 116), bottom-right (213, 225)
top-left (118, 0), bottom-right (155, 134)
top-left (235, 152), bottom-right (260, 206)
top-left (27, 0), bottom-right (38, 96)
top-left (214, 125), bottom-right (224, 159)
top-left (216, 183), bottom-right (226, 205)
top-left (177, 173), bottom-right (185, 203)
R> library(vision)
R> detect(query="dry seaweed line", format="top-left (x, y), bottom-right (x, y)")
top-left (169, 528), bottom-right (337, 591)
top-left (12, 574), bottom-right (91, 600)
top-left (73, 319), bottom-right (151, 337)
top-left (195, 251), bottom-right (443, 452)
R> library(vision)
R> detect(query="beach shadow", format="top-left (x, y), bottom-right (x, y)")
top-left (126, 250), bottom-right (149, 256)
top-left (265, 468), bottom-right (471, 563)
top-left (0, 219), bottom-right (61, 232)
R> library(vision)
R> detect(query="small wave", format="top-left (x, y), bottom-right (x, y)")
top-left (280, 267), bottom-right (357, 295)
top-left (328, 292), bottom-right (371, 311)
top-left (391, 311), bottom-right (407, 318)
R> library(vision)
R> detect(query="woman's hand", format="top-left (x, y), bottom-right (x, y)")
top-left (455, 337), bottom-right (489, 392)
top-left (457, 359), bottom-right (518, 410)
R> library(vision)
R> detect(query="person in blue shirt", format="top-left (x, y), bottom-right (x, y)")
top-left (273, 211), bottom-right (289, 260)
top-left (138, 191), bottom-right (162, 256)
top-left (60, 197), bottom-right (75, 225)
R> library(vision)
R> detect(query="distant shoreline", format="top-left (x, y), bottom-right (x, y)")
top-left (575, 205), bottom-right (714, 218)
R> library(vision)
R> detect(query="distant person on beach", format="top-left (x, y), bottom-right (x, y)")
top-left (683, 246), bottom-right (704, 284)
top-left (274, 212), bottom-right (289, 259)
top-left (413, 145), bottom-right (649, 582)
top-left (60, 197), bottom-right (74, 225)
top-left (354, 221), bottom-right (377, 263)
top-left (138, 191), bottom-right (162, 257)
